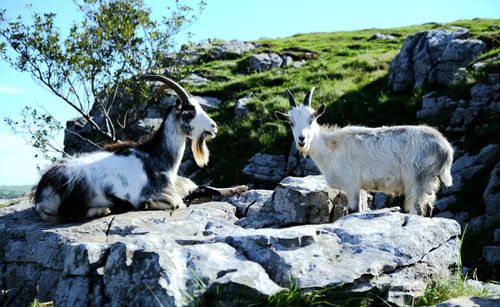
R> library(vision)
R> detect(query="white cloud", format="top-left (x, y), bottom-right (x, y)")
top-left (0, 85), bottom-right (28, 94)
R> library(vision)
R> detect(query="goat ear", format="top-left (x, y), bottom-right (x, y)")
top-left (275, 111), bottom-right (289, 122)
top-left (314, 104), bottom-right (326, 118)
top-left (175, 99), bottom-right (182, 110)
top-left (285, 89), bottom-right (296, 108)
top-left (303, 87), bottom-right (315, 106)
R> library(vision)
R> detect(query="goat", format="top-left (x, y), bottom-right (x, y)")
top-left (275, 88), bottom-right (454, 216)
top-left (34, 75), bottom-right (247, 222)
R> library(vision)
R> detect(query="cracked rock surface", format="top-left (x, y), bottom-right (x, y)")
top-left (0, 196), bottom-right (460, 306)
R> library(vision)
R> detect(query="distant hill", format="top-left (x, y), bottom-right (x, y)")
top-left (0, 185), bottom-right (31, 199)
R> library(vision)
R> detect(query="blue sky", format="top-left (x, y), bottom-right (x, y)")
top-left (0, 0), bottom-right (498, 185)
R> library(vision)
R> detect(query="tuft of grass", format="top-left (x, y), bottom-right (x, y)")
top-left (414, 225), bottom-right (493, 306)
top-left (413, 275), bottom-right (490, 306)
top-left (29, 300), bottom-right (53, 307)
top-left (254, 277), bottom-right (339, 307)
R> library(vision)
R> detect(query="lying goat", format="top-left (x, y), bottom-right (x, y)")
top-left (34, 75), bottom-right (246, 222)
top-left (275, 88), bottom-right (453, 216)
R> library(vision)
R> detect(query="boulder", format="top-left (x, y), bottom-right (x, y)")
top-left (237, 175), bottom-right (369, 228)
top-left (268, 175), bottom-right (349, 225)
top-left (182, 73), bottom-right (210, 85)
top-left (417, 93), bottom-right (459, 119)
top-left (0, 199), bottom-right (461, 307)
top-left (281, 55), bottom-right (293, 67)
top-left (248, 53), bottom-right (283, 72)
top-left (444, 144), bottom-right (500, 194)
top-left (242, 153), bottom-right (286, 183)
top-left (208, 40), bottom-right (257, 60)
top-left (163, 40), bottom-right (257, 65)
top-left (234, 94), bottom-right (252, 119)
top-left (388, 28), bottom-right (486, 92)
top-left (369, 33), bottom-right (397, 41)
top-left (483, 160), bottom-right (500, 216)
top-left (193, 96), bottom-right (222, 110)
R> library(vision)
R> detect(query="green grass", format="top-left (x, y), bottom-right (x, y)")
top-left (413, 275), bottom-right (490, 306)
top-left (414, 226), bottom-right (492, 306)
top-left (180, 19), bottom-right (500, 186)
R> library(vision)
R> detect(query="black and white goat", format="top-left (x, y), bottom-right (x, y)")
top-left (275, 88), bottom-right (454, 216)
top-left (34, 75), bottom-right (246, 222)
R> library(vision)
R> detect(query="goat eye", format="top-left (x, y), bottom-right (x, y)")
top-left (182, 110), bottom-right (196, 119)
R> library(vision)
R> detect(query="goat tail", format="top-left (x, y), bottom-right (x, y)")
top-left (439, 155), bottom-right (453, 187)
top-left (438, 141), bottom-right (454, 187)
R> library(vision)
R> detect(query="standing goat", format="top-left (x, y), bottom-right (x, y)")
top-left (34, 75), bottom-right (246, 222)
top-left (275, 88), bottom-right (454, 216)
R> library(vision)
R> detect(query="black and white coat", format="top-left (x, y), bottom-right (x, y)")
top-left (34, 75), bottom-right (245, 222)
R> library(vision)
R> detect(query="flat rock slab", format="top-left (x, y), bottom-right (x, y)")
top-left (0, 199), bottom-right (460, 306)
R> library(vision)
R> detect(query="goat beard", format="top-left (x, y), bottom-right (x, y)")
top-left (192, 132), bottom-right (211, 167)
top-left (298, 144), bottom-right (311, 157)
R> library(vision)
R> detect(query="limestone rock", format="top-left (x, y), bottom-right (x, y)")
top-left (388, 29), bottom-right (486, 92)
top-left (248, 53), bottom-right (283, 72)
top-left (281, 55), bottom-right (293, 67)
top-left (163, 40), bottom-right (258, 65)
top-left (193, 96), bottom-right (222, 110)
top-left (269, 175), bottom-right (349, 224)
top-left (238, 175), bottom-right (369, 228)
top-left (369, 33), bottom-right (397, 41)
top-left (234, 94), bottom-right (252, 118)
top-left (0, 199), bottom-right (461, 307)
top-left (182, 73), bottom-right (210, 85)
top-left (483, 160), bottom-right (500, 216)
top-left (208, 40), bottom-right (258, 60)
top-left (242, 153), bottom-right (286, 183)
top-left (444, 144), bottom-right (500, 194)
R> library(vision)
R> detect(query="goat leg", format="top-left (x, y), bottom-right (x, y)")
top-left (183, 185), bottom-right (248, 205)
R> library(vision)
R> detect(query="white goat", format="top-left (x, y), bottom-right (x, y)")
top-left (275, 88), bottom-right (454, 216)
top-left (34, 75), bottom-right (246, 222)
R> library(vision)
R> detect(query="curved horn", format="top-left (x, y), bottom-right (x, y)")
top-left (303, 87), bottom-right (315, 106)
top-left (141, 75), bottom-right (191, 102)
top-left (285, 89), bottom-right (297, 108)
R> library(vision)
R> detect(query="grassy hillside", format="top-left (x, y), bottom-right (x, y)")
top-left (182, 19), bottom-right (499, 186)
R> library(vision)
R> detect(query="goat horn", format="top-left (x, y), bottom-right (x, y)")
top-left (141, 75), bottom-right (191, 102)
top-left (285, 89), bottom-right (297, 108)
top-left (303, 87), bottom-right (315, 106)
